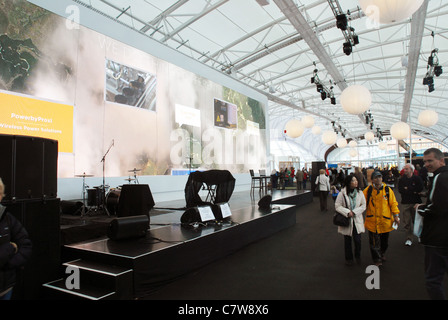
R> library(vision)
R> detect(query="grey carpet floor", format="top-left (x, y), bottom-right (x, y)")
top-left (142, 191), bottom-right (446, 300)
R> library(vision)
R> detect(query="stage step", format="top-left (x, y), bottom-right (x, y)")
top-left (42, 259), bottom-right (133, 300)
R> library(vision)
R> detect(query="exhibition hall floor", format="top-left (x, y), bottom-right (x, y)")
top-left (141, 190), bottom-right (444, 300)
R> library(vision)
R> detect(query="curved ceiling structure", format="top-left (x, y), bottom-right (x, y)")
top-left (64, 0), bottom-right (448, 159)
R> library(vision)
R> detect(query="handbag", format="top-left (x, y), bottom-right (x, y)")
top-left (333, 194), bottom-right (350, 227)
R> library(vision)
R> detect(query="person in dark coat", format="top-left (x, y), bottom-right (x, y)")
top-left (416, 148), bottom-right (448, 299)
top-left (0, 178), bottom-right (32, 300)
top-left (398, 163), bottom-right (424, 246)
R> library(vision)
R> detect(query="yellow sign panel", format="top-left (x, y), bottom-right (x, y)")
top-left (0, 91), bottom-right (74, 153)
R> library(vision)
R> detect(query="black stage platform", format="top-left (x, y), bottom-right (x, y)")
top-left (48, 190), bottom-right (312, 299)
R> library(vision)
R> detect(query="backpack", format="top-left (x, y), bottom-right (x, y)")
top-left (366, 185), bottom-right (390, 207)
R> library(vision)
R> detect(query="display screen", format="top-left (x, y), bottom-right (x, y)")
top-left (214, 98), bottom-right (237, 129)
top-left (105, 59), bottom-right (157, 111)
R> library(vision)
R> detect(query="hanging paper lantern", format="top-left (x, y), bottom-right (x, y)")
top-left (311, 125), bottom-right (322, 135)
top-left (359, 0), bottom-right (424, 25)
top-left (284, 119), bottom-right (305, 138)
top-left (349, 148), bottom-right (358, 157)
top-left (302, 115), bottom-right (315, 128)
top-left (337, 138), bottom-right (348, 148)
top-left (379, 141), bottom-right (387, 150)
top-left (418, 110), bottom-right (438, 127)
top-left (322, 130), bottom-right (337, 145)
top-left (349, 140), bottom-right (358, 148)
top-left (340, 85), bottom-right (372, 115)
top-left (365, 131), bottom-right (375, 141)
top-left (390, 121), bottom-right (410, 140)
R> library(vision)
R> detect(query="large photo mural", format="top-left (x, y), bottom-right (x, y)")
top-left (0, 0), bottom-right (267, 178)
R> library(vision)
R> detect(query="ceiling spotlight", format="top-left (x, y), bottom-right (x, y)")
top-left (343, 41), bottom-right (352, 56)
top-left (435, 65), bottom-right (443, 77)
top-left (311, 76), bottom-right (315, 84)
top-left (336, 14), bottom-right (348, 31)
top-left (423, 76), bottom-right (434, 85)
top-left (428, 84), bottom-right (435, 93)
top-left (321, 91), bottom-right (327, 100)
top-left (331, 97), bottom-right (336, 105)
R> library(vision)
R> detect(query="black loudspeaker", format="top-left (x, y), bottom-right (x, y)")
top-left (6, 198), bottom-right (60, 299)
top-left (107, 215), bottom-right (149, 241)
top-left (117, 184), bottom-right (155, 218)
top-left (60, 200), bottom-right (83, 215)
top-left (0, 134), bottom-right (58, 200)
top-left (258, 194), bottom-right (272, 210)
top-left (181, 207), bottom-right (202, 224)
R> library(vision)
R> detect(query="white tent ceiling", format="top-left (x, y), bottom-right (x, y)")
top-left (65, 0), bottom-right (448, 159)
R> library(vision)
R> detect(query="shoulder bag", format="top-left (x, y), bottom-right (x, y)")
top-left (333, 194), bottom-right (350, 227)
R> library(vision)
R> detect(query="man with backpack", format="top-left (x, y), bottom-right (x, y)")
top-left (364, 170), bottom-right (400, 266)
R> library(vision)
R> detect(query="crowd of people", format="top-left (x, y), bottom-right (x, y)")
top-left (329, 148), bottom-right (447, 300)
top-left (269, 147), bottom-right (448, 299)
top-left (270, 167), bottom-right (310, 190)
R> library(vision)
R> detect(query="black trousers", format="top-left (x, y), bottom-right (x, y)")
top-left (318, 191), bottom-right (328, 211)
top-left (368, 231), bottom-right (390, 262)
top-left (344, 225), bottom-right (361, 261)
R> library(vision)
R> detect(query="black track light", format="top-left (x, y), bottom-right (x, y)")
top-left (321, 91), bottom-right (327, 100)
top-left (343, 41), bottom-right (352, 56)
top-left (336, 14), bottom-right (348, 31)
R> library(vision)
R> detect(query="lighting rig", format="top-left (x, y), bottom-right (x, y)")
top-left (423, 48), bottom-right (443, 93)
top-left (327, 0), bottom-right (359, 56)
top-left (364, 111), bottom-right (375, 130)
top-left (331, 121), bottom-right (347, 138)
top-left (311, 67), bottom-right (336, 105)
top-left (376, 127), bottom-right (384, 141)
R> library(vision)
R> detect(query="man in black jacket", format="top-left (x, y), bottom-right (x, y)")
top-left (0, 178), bottom-right (32, 300)
top-left (398, 163), bottom-right (424, 246)
top-left (416, 148), bottom-right (448, 300)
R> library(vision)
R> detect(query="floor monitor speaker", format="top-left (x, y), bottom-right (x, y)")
top-left (107, 215), bottom-right (149, 240)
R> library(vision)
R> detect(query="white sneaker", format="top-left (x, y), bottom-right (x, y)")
top-left (405, 239), bottom-right (412, 246)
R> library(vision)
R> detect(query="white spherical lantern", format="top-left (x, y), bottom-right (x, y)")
top-left (284, 119), bottom-right (305, 138)
top-left (311, 125), bottom-right (322, 135)
top-left (390, 121), bottom-right (410, 140)
top-left (349, 148), bottom-right (358, 158)
top-left (378, 141), bottom-right (387, 150)
top-left (322, 130), bottom-right (337, 145)
top-left (302, 115), bottom-right (315, 128)
top-left (418, 110), bottom-right (438, 127)
top-left (359, 0), bottom-right (424, 25)
top-left (337, 138), bottom-right (348, 148)
top-left (349, 140), bottom-right (358, 148)
top-left (340, 85), bottom-right (372, 115)
top-left (365, 131), bottom-right (375, 141)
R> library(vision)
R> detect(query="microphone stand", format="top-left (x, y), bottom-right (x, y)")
top-left (100, 140), bottom-right (114, 216)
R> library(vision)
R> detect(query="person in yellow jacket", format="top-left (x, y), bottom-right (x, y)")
top-left (363, 170), bottom-right (400, 266)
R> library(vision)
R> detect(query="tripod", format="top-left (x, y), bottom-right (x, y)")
top-left (75, 172), bottom-right (93, 217)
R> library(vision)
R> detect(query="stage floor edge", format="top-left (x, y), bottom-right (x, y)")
top-left (61, 190), bottom-right (312, 298)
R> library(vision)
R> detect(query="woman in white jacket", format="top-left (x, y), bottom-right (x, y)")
top-left (335, 174), bottom-right (366, 265)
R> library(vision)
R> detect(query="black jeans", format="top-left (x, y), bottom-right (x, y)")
top-left (344, 225), bottom-right (361, 261)
top-left (424, 246), bottom-right (448, 300)
top-left (368, 231), bottom-right (389, 262)
top-left (318, 191), bottom-right (328, 211)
